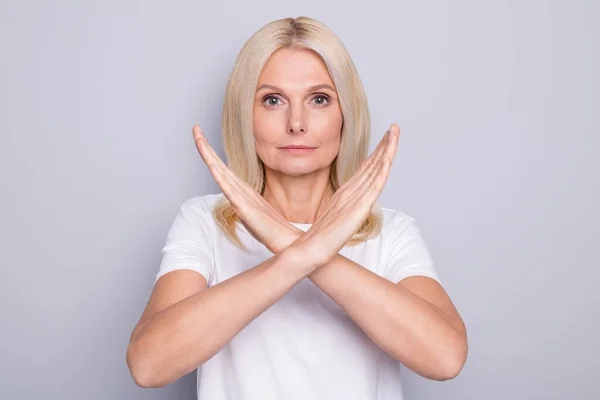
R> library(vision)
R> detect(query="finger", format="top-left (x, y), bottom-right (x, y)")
top-left (193, 125), bottom-right (234, 181)
top-left (352, 126), bottom-right (395, 187)
top-left (369, 124), bottom-right (399, 183)
top-left (359, 125), bottom-right (397, 172)
top-left (198, 134), bottom-right (249, 197)
top-left (362, 130), bottom-right (390, 168)
top-left (334, 131), bottom-right (390, 210)
top-left (193, 124), bottom-right (208, 155)
top-left (366, 154), bottom-right (395, 205)
top-left (374, 124), bottom-right (399, 171)
top-left (195, 131), bottom-right (260, 201)
top-left (192, 125), bottom-right (241, 199)
top-left (387, 123), bottom-right (400, 144)
top-left (365, 125), bottom-right (399, 198)
top-left (193, 127), bottom-right (266, 215)
top-left (192, 126), bottom-right (273, 221)
top-left (193, 125), bottom-right (217, 168)
top-left (343, 129), bottom-right (390, 188)
top-left (350, 124), bottom-right (399, 198)
top-left (383, 124), bottom-right (400, 164)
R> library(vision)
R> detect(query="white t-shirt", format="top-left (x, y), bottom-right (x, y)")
top-left (155, 192), bottom-right (442, 400)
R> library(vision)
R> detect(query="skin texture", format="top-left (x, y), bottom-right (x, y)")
top-left (193, 121), bottom-right (396, 263)
top-left (254, 47), bottom-right (343, 224)
top-left (125, 47), bottom-right (468, 389)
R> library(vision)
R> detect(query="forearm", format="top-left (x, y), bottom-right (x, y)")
top-left (128, 246), bottom-right (315, 388)
top-left (307, 254), bottom-right (465, 381)
top-left (270, 226), bottom-right (466, 380)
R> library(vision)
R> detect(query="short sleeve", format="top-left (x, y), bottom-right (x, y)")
top-left (382, 212), bottom-right (443, 286)
top-left (155, 198), bottom-right (215, 285)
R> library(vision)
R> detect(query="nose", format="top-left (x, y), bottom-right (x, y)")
top-left (288, 125), bottom-right (305, 134)
top-left (287, 104), bottom-right (306, 135)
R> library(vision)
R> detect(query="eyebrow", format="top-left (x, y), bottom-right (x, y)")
top-left (256, 83), bottom-right (336, 93)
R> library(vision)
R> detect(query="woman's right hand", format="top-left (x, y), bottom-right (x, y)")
top-left (292, 124), bottom-right (400, 268)
top-left (192, 124), bottom-right (302, 254)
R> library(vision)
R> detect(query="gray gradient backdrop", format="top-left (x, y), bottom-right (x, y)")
top-left (1, 1), bottom-right (598, 399)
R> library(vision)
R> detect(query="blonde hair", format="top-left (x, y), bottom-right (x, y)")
top-left (213, 16), bottom-right (384, 251)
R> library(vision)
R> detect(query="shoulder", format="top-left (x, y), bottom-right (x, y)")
top-left (178, 192), bottom-right (225, 215)
top-left (379, 206), bottom-right (422, 237)
top-left (170, 192), bottom-right (226, 233)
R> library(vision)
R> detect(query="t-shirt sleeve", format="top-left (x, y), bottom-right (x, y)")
top-left (382, 212), bottom-right (443, 286)
top-left (154, 199), bottom-right (215, 285)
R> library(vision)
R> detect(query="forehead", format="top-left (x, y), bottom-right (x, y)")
top-left (258, 48), bottom-right (334, 87)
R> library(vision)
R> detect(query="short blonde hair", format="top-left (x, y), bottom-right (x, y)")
top-left (214, 16), bottom-right (383, 251)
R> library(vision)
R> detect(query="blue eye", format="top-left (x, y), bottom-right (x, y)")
top-left (264, 96), bottom-right (281, 106)
top-left (313, 94), bottom-right (330, 106)
top-left (262, 94), bottom-right (331, 108)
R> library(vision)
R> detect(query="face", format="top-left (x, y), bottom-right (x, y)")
top-left (253, 47), bottom-right (343, 177)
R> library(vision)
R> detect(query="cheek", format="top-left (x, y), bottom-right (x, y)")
top-left (253, 116), bottom-right (275, 155)
top-left (254, 141), bottom-right (270, 162)
top-left (320, 120), bottom-right (343, 153)
top-left (253, 133), bottom-right (280, 167)
top-left (321, 137), bottom-right (341, 163)
top-left (317, 108), bottom-right (343, 142)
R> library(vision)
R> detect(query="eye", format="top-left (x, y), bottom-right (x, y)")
top-left (262, 93), bottom-right (331, 108)
top-left (263, 95), bottom-right (282, 107)
top-left (312, 94), bottom-right (330, 107)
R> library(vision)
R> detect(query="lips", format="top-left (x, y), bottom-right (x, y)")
top-left (279, 145), bottom-right (317, 149)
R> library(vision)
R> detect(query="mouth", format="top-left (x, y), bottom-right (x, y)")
top-left (279, 145), bottom-right (317, 149)
top-left (278, 145), bottom-right (317, 154)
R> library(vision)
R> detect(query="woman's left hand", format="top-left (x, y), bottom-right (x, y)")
top-left (192, 124), bottom-right (302, 253)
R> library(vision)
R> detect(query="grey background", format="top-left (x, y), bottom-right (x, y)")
top-left (1, 1), bottom-right (598, 399)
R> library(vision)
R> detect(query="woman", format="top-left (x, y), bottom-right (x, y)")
top-left (126, 16), bottom-right (467, 399)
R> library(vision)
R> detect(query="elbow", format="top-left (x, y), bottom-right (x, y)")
top-left (437, 354), bottom-right (466, 382)
top-left (126, 340), bottom-right (208, 388)
top-left (126, 341), bottom-right (163, 388)
top-left (436, 331), bottom-right (468, 381)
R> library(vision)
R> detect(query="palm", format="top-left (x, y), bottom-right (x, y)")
top-left (293, 124), bottom-right (400, 265)
top-left (192, 124), bottom-right (299, 253)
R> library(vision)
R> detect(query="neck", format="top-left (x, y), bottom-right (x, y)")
top-left (262, 166), bottom-right (334, 224)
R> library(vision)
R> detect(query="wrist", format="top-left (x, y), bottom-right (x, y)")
top-left (275, 225), bottom-right (304, 253)
top-left (280, 241), bottom-right (324, 277)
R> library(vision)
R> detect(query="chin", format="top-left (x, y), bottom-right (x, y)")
top-left (278, 167), bottom-right (315, 176)
top-left (262, 156), bottom-right (335, 177)
top-left (282, 162), bottom-right (333, 176)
